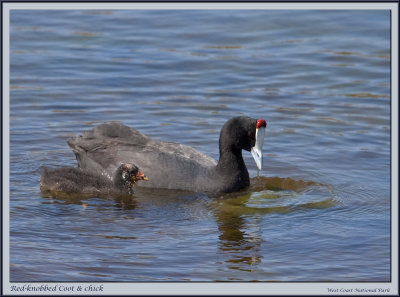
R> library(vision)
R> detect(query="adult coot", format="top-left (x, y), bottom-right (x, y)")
top-left (68, 116), bottom-right (266, 193)
top-left (40, 163), bottom-right (148, 194)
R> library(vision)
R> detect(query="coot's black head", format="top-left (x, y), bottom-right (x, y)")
top-left (116, 163), bottom-right (148, 190)
top-left (219, 116), bottom-right (266, 170)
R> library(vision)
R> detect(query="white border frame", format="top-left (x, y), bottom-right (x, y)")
top-left (2, 2), bottom-right (398, 296)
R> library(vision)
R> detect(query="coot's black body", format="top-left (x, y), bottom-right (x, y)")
top-left (67, 116), bottom-right (266, 193)
top-left (40, 163), bottom-right (147, 194)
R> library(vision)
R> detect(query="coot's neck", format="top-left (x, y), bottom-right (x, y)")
top-left (214, 146), bottom-right (250, 192)
top-left (216, 147), bottom-right (246, 172)
top-left (216, 142), bottom-right (250, 191)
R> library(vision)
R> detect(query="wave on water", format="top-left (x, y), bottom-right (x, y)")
top-left (213, 176), bottom-right (338, 216)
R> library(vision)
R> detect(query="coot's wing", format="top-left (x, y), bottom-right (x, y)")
top-left (68, 123), bottom-right (217, 190)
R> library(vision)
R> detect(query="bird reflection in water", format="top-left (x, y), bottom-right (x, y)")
top-left (40, 191), bottom-right (138, 211)
top-left (214, 192), bottom-right (264, 271)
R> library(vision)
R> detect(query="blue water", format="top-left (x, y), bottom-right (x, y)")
top-left (8, 9), bottom-right (391, 281)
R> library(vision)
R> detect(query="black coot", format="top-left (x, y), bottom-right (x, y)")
top-left (40, 163), bottom-right (148, 194)
top-left (67, 116), bottom-right (266, 193)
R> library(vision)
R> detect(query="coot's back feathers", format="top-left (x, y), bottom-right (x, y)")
top-left (68, 123), bottom-right (218, 191)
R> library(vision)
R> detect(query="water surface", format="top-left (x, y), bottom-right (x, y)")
top-left (9, 9), bottom-right (391, 281)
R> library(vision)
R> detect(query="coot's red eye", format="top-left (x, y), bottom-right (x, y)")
top-left (248, 132), bottom-right (255, 139)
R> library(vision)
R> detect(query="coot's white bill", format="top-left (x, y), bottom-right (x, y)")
top-left (251, 126), bottom-right (265, 171)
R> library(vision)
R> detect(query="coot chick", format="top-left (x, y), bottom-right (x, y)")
top-left (40, 163), bottom-right (148, 195)
top-left (68, 116), bottom-right (266, 193)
